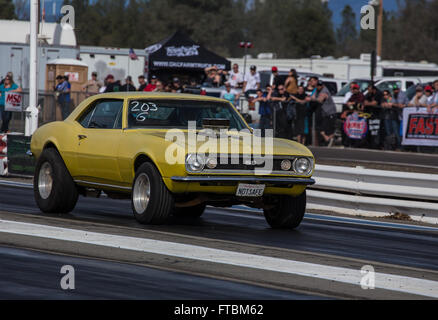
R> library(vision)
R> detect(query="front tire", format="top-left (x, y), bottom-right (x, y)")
top-left (131, 162), bottom-right (174, 224)
top-left (34, 148), bottom-right (78, 213)
top-left (263, 191), bottom-right (306, 229)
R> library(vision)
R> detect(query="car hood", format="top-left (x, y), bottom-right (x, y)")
top-left (134, 129), bottom-right (313, 157)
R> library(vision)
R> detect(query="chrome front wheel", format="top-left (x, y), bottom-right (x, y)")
top-left (131, 162), bottom-right (174, 225)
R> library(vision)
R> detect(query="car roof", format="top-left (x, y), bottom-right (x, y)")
top-left (67, 92), bottom-right (236, 122)
top-left (91, 91), bottom-right (226, 103)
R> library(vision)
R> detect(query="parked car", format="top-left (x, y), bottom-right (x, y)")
top-left (318, 77), bottom-right (348, 95)
top-left (258, 69), bottom-right (323, 90)
top-left (30, 92), bottom-right (315, 229)
top-left (374, 77), bottom-right (420, 94)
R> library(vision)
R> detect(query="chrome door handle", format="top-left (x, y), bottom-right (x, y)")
top-left (78, 135), bottom-right (87, 140)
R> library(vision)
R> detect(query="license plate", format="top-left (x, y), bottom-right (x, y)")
top-left (236, 184), bottom-right (265, 197)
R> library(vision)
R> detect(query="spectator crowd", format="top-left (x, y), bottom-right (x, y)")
top-left (340, 80), bottom-right (438, 151)
top-left (2, 65), bottom-right (438, 154)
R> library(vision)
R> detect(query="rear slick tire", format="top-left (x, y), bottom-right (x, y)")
top-left (263, 191), bottom-right (306, 229)
top-left (34, 148), bottom-right (78, 214)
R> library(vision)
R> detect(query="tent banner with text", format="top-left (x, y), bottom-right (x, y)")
top-left (402, 107), bottom-right (438, 146)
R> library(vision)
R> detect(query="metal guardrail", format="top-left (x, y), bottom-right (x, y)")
top-left (309, 165), bottom-right (438, 224)
top-left (313, 165), bottom-right (438, 201)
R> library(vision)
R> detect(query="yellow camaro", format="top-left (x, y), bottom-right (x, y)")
top-left (31, 92), bottom-right (315, 228)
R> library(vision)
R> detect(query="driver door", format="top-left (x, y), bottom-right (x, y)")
top-left (75, 98), bottom-right (124, 185)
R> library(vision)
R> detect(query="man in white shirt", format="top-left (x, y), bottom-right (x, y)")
top-left (243, 65), bottom-right (260, 94)
top-left (228, 63), bottom-right (244, 89)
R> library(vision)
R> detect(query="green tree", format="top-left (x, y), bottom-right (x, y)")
top-left (246, 0), bottom-right (336, 58)
top-left (0, 0), bottom-right (16, 19)
top-left (336, 5), bottom-right (357, 57)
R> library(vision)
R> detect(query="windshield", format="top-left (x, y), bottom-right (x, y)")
top-left (127, 99), bottom-right (247, 130)
top-left (336, 80), bottom-right (373, 96)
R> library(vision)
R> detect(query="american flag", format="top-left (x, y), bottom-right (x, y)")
top-left (129, 48), bottom-right (138, 60)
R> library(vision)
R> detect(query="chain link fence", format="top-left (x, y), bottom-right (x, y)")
top-left (8, 90), bottom-right (89, 133)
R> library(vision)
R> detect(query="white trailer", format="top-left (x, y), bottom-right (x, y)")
top-left (79, 46), bottom-right (146, 87)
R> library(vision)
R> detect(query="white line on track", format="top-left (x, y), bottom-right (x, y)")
top-left (0, 180), bottom-right (33, 189)
top-left (0, 219), bottom-right (437, 298)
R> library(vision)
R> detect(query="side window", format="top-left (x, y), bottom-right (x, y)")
top-left (323, 81), bottom-right (337, 95)
top-left (78, 99), bottom-right (124, 129)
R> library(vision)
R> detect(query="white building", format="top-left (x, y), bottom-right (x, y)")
top-left (0, 19), bottom-right (78, 89)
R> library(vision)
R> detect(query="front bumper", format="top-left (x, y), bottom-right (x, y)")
top-left (171, 176), bottom-right (315, 185)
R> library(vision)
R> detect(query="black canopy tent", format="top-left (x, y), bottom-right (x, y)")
top-left (145, 31), bottom-right (231, 84)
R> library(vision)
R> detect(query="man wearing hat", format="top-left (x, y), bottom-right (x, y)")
top-left (138, 75), bottom-right (147, 91)
top-left (271, 66), bottom-right (283, 90)
top-left (54, 75), bottom-right (71, 120)
top-left (408, 85), bottom-right (428, 108)
top-left (242, 65), bottom-right (260, 95)
top-left (104, 74), bottom-right (121, 93)
top-left (171, 77), bottom-right (183, 93)
top-left (144, 75), bottom-right (158, 92)
top-left (121, 76), bottom-right (136, 92)
top-left (424, 85), bottom-right (435, 106)
top-left (83, 71), bottom-right (103, 97)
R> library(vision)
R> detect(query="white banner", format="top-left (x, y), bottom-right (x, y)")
top-left (4, 92), bottom-right (23, 112)
top-left (402, 107), bottom-right (438, 147)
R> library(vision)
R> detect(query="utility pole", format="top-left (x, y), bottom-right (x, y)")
top-left (376, 0), bottom-right (383, 58)
top-left (25, 0), bottom-right (39, 136)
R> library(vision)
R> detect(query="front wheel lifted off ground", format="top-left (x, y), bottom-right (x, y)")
top-left (131, 162), bottom-right (174, 224)
top-left (34, 148), bottom-right (78, 213)
top-left (263, 191), bottom-right (306, 229)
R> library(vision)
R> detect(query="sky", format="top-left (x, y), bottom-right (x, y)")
top-left (327, 0), bottom-right (401, 28)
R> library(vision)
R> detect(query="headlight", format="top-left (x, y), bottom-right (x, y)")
top-left (280, 159), bottom-right (292, 171)
top-left (186, 153), bottom-right (205, 172)
top-left (205, 157), bottom-right (218, 169)
top-left (294, 157), bottom-right (312, 175)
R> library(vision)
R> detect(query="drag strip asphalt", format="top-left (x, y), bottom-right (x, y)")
top-left (0, 183), bottom-right (437, 299)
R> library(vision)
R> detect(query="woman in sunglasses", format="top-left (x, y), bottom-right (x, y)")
top-left (0, 74), bottom-right (22, 133)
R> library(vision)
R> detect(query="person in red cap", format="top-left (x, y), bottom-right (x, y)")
top-left (344, 84), bottom-right (365, 115)
top-left (271, 66), bottom-right (283, 90)
top-left (424, 85), bottom-right (434, 103)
